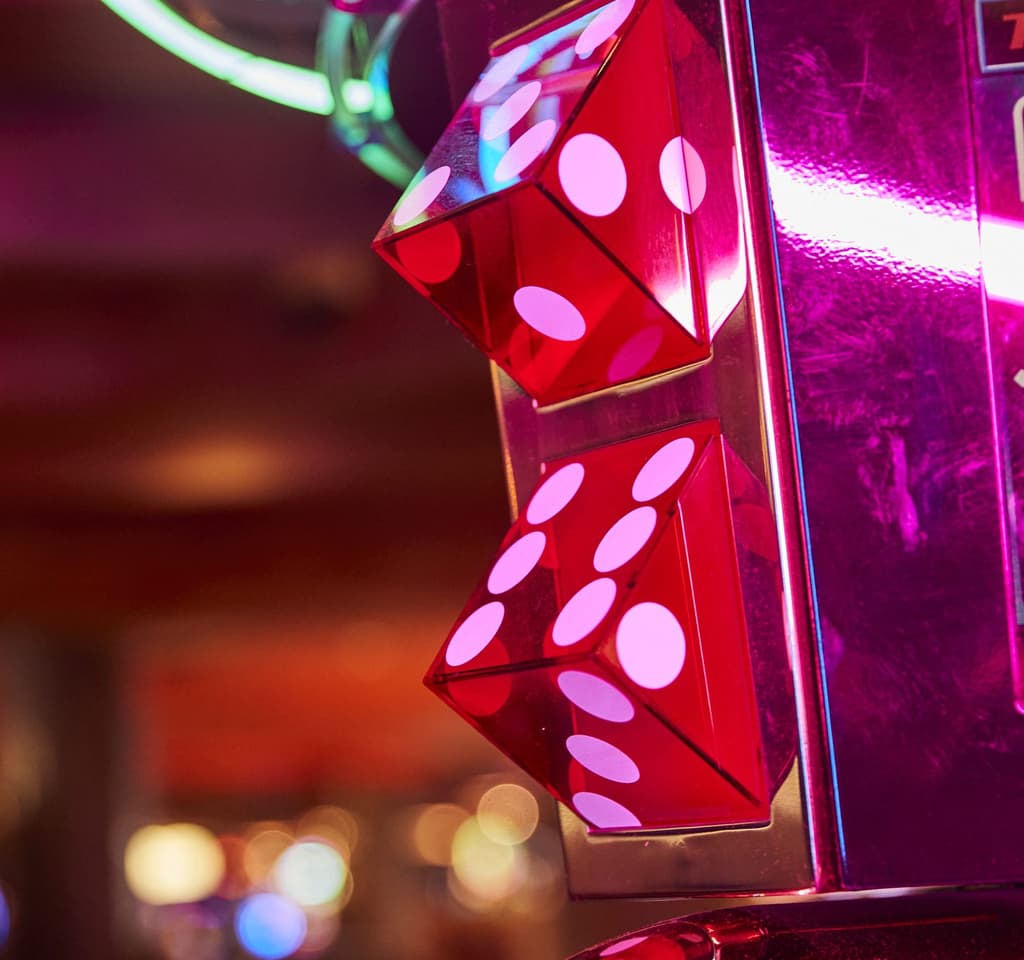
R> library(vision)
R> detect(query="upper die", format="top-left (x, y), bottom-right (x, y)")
top-left (373, 0), bottom-right (746, 405)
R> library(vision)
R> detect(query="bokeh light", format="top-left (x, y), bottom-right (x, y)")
top-left (297, 910), bottom-right (341, 955)
top-left (154, 903), bottom-right (224, 960)
top-left (243, 824), bottom-right (293, 885)
top-left (456, 773), bottom-right (510, 811)
top-left (274, 841), bottom-right (347, 907)
top-left (476, 783), bottom-right (539, 846)
top-left (296, 805), bottom-right (359, 860)
top-left (450, 817), bottom-right (524, 904)
top-left (0, 885), bottom-right (10, 947)
top-left (336, 870), bottom-right (355, 911)
top-left (124, 823), bottom-right (226, 906)
top-left (408, 803), bottom-right (468, 866)
top-left (508, 843), bottom-right (566, 920)
top-left (235, 893), bottom-right (307, 960)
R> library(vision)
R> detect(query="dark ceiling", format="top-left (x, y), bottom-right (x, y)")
top-left (0, 0), bottom-right (508, 629)
top-left (0, 0), bottom-right (510, 794)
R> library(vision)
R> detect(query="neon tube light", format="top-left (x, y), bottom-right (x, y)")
top-left (99, 0), bottom-right (333, 115)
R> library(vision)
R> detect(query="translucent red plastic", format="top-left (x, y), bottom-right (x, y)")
top-left (424, 422), bottom-right (769, 832)
top-left (374, 0), bottom-right (745, 405)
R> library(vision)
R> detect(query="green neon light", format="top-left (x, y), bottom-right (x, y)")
top-left (99, 0), bottom-right (334, 115)
top-left (358, 142), bottom-right (415, 185)
top-left (341, 78), bottom-right (376, 114)
top-left (319, 4), bottom-right (421, 187)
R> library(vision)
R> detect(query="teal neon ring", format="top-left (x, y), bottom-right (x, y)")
top-left (98, 0), bottom-right (423, 186)
top-left (99, 0), bottom-right (334, 114)
top-left (318, 0), bottom-right (424, 187)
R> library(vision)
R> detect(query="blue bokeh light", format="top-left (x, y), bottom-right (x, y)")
top-left (0, 887), bottom-right (9, 945)
top-left (235, 893), bottom-right (307, 960)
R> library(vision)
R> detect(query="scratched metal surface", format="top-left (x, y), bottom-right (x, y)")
top-left (748, 0), bottom-right (1024, 885)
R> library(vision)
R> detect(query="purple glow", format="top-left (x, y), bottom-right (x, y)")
top-left (482, 81), bottom-right (542, 142)
top-left (488, 531), bottom-right (546, 594)
top-left (526, 462), bottom-right (585, 524)
top-left (593, 506), bottom-right (658, 572)
top-left (557, 670), bottom-right (635, 722)
top-left (615, 602), bottom-right (686, 689)
top-left (472, 45), bottom-right (529, 103)
top-left (495, 120), bottom-right (557, 183)
top-left (566, 734), bottom-right (640, 783)
top-left (393, 166), bottom-right (451, 227)
top-left (446, 601), bottom-right (505, 666)
top-left (552, 577), bottom-right (617, 647)
top-left (631, 437), bottom-right (696, 501)
top-left (513, 285), bottom-right (587, 341)
top-left (571, 791), bottom-right (641, 829)
top-left (659, 137), bottom-right (706, 214)
top-left (558, 134), bottom-right (628, 217)
top-left (575, 0), bottom-right (635, 59)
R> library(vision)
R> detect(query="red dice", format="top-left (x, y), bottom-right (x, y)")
top-left (424, 423), bottom-right (770, 832)
top-left (373, 0), bottom-right (745, 405)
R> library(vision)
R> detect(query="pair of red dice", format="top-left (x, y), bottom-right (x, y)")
top-left (374, 0), bottom-right (776, 832)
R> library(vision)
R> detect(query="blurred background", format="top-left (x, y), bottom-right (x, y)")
top-left (0, 0), bottom-right (687, 956)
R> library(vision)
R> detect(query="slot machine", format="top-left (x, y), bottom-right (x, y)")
top-left (374, 0), bottom-right (1024, 951)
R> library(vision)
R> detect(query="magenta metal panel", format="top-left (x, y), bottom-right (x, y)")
top-left (747, 0), bottom-right (1024, 885)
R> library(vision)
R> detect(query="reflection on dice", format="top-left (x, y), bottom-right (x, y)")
top-left (424, 422), bottom-right (770, 832)
top-left (373, 0), bottom-right (746, 405)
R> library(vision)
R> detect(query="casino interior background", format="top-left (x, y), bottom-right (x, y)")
top-left (0, 1), bottom-right (700, 956)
